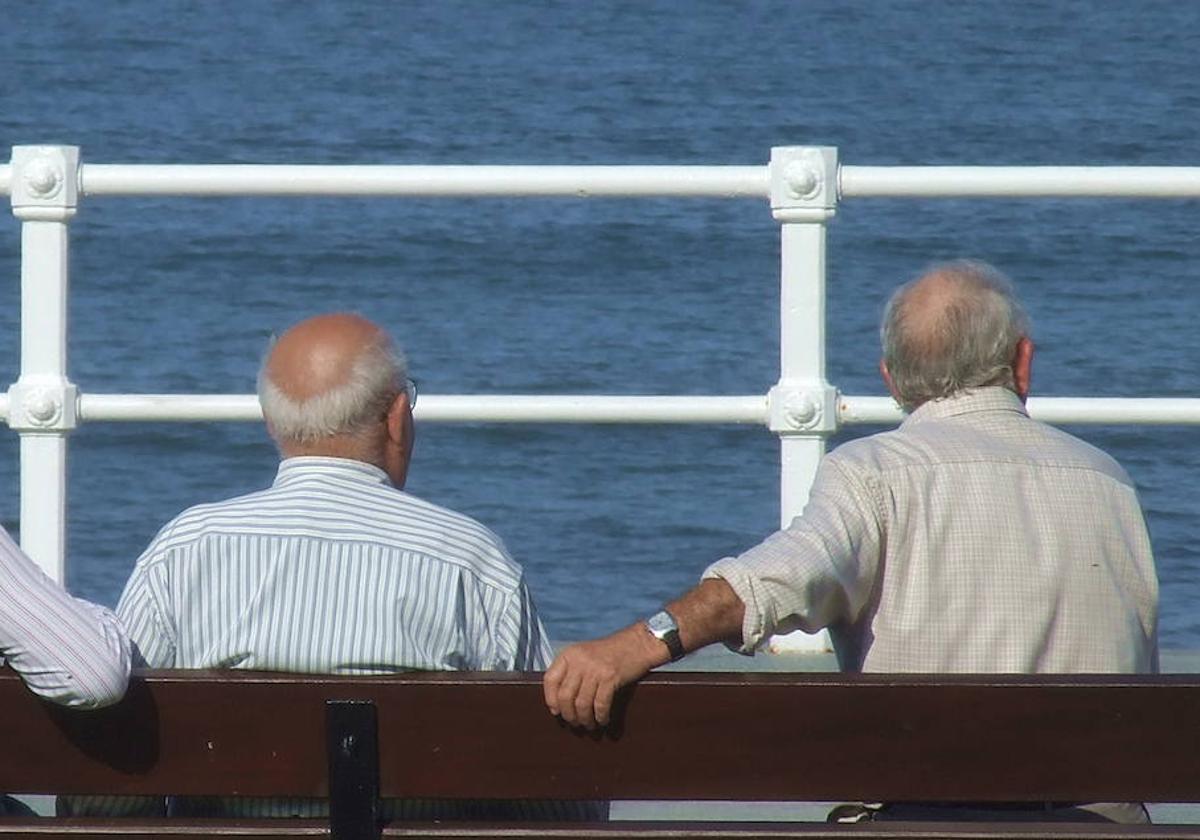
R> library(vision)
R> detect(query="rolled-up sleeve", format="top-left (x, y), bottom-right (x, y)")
top-left (703, 457), bottom-right (883, 653)
top-left (0, 528), bottom-right (131, 708)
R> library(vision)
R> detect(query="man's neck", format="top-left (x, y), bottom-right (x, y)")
top-left (279, 437), bottom-right (386, 472)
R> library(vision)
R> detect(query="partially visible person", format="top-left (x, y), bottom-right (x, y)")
top-left (0, 527), bottom-right (131, 707)
top-left (2, 525), bottom-right (131, 814)
top-left (544, 260), bottom-right (1157, 824)
top-left (68, 312), bottom-right (592, 820)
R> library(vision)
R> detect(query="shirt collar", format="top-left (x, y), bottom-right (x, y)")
top-left (901, 386), bottom-right (1028, 427)
top-left (274, 456), bottom-right (392, 487)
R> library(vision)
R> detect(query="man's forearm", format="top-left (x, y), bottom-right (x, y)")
top-left (543, 577), bottom-right (746, 729)
top-left (0, 530), bottom-right (131, 708)
top-left (665, 577), bottom-right (745, 655)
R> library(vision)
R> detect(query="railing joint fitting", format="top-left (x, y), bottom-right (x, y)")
top-left (10, 146), bottom-right (80, 220)
top-left (768, 383), bottom-right (839, 434)
top-left (7, 379), bottom-right (79, 432)
top-left (769, 146), bottom-right (839, 223)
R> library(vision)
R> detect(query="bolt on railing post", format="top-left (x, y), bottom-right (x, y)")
top-left (7, 146), bottom-right (80, 583)
top-left (766, 146), bottom-right (840, 653)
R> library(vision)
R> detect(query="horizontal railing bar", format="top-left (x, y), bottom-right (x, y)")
top-left (77, 165), bottom-right (770, 198)
top-left (74, 394), bottom-right (769, 424)
top-left (1, 393), bottom-right (1187, 427)
top-left (841, 166), bottom-right (1200, 198)
top-left (1028, 396), bottom-right (1200, 424)
top-left (836, 396), bottom-right (903, 425)
top-left (76, 394), bottom-right (261, 422)
top-left (841, 395), bottom-right (1200, 425)
top-left (417, 395), bottom-right (768, 423)
top-left (8, 162), bottom-right (1200, 200)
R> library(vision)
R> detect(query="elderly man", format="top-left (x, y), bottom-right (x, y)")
top-left (544, 261), bottom-right (1158, 824)
top-left (2, 528), bottom-right (131, 814)
top-left (90, 312), bottom-right (561, 818)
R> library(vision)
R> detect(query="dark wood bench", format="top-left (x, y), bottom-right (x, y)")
top-left (2, 669), bottom-right (1200, 839)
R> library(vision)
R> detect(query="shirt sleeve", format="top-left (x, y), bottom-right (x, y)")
top-left (0, 527), bottom-right (131, 708)
top-left (703, 456), bottom-right (884, 653)
top-left (515, 576), bottom-right (554, 670)
top-left (491, 575), bottom-right (554, 671)
top-left (115, 541), bottom-right (178, 668)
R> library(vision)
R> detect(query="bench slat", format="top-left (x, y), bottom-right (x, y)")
top-left (3, 670), bottom-right (1200, 802)
top-left (3, 822), bottom-right (1200, 840)
top-left (0, 818), bottom-right (330, 837)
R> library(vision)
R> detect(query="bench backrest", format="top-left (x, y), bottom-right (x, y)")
top-left (3, 669), bottom-right (1199, 803)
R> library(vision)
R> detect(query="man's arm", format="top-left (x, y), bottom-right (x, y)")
top-left (0, 528), bottom-right (130, 709)
top-left (491, 574), bottom-right (555, 671)
top-left (543, 578), bottom-right (744, 729)
top-left (544, 454), bottom-right (883, 730)
top-left (113, 549), bottom-right (178, 668)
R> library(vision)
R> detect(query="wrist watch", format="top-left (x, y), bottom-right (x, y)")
top-left (645, 609), bottom-right (685, 662)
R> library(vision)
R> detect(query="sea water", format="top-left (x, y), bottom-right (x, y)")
top-left (2, 1), bottom-right (1200, 646)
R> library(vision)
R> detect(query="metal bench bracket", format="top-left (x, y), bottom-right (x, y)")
top-left (326, 700), bottom-right (380, 840)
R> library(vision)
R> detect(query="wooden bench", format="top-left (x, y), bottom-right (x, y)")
top-left (2, 668), bottom-right (1200, 839)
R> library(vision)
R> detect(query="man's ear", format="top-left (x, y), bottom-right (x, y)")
top-left (1013, 337), bottom-right (1034, 400)
top-left (880, 359), bottom-right (901, 402)
top-left (385, 392), bottom-right (408, 444)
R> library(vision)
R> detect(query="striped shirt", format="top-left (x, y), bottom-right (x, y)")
top-left (0, 526), bottom-right (130, 708)
top-left (118, 456), bottom-right (552, 672)
top-left (75, 457), bottom-right (585, 820)
top-left (706, 387), bottom-right (1159, 674)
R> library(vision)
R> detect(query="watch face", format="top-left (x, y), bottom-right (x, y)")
top-left (647, 610), bottom-right (677, 636)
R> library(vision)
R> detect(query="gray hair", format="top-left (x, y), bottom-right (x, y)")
top-left (880, 260), bottom-right (1031, 411)
top-left (258, 333), bottom-right (408, 445)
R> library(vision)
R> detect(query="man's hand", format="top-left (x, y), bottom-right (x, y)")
top-left (543, 623), bottom-right (667, 730)
top-left (545, 580), bottom-right (745, 729)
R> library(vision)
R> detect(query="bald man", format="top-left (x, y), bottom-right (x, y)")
top-left (98, 313), bottom-right (562, 818)
top-left (544, 261), bottom-right (1157, 824)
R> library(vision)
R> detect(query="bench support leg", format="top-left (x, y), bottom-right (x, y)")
top-left (326, 700), bottom-right (380, 840)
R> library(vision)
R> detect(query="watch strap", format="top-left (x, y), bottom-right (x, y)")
top-left (646, 610), bottom-right (685, 662)
top-left (660, 627), bottom-right (684, 662)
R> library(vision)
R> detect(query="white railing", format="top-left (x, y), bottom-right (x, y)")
top-left (8, 144), bottom-right (1200, 653)
top-left (77, 164), bottom-right (769, 197)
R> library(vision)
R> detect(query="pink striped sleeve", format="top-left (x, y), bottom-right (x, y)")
top-left (0, 528), bottom-right (131, 708)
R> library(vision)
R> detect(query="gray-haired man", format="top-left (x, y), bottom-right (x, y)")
top-left (544, 261), bottom-right (1158, 824)
top-left (89, 312), bottom-right (565, 819)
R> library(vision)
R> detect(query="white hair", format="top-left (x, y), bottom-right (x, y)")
top-left (258, 334), bottom-right (408, 445)
top-left (881, 260), bottom-right (1031, 411)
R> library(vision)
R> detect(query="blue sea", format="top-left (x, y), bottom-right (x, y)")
top-left (3, 1), bottom-right (1200, 647)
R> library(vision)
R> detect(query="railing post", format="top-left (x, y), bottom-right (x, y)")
top-left (7, 145), bottom-right (80, 583)
top-left (766, 146), bottom-right (839, 653)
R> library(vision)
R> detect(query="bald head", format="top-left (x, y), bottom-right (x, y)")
top-left (265, 314), bottom-right (387, 403)
top-left (880, 260), bottom-right (1031, 411)
top-left (258, 313), bottom-right (408, 451)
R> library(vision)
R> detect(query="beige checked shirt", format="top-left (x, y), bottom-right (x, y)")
top-left (705, 387), bottom-right (1159, 673)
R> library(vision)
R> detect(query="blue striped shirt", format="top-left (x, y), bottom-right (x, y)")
top-left (118, 456), bottom-right (552, 672)
top-left (67, 458), bottom-right (597, 819)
